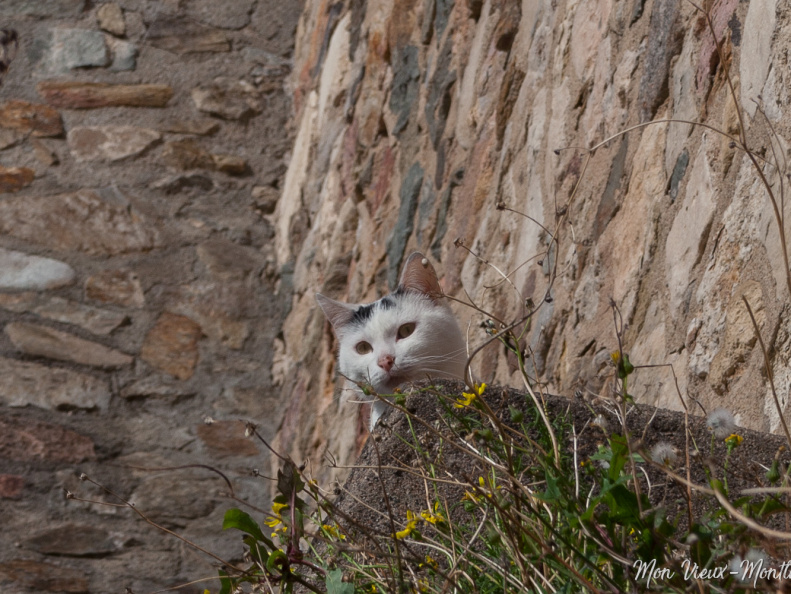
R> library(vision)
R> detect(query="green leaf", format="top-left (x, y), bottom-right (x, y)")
top-left (277, 462), bottom-right (306, 505)
top-left (326, 568), bottom-right (354, 594)
top-left (218, 569), bottom-right (232, 594)
top-left (223, 508), bottom-right (267, 542)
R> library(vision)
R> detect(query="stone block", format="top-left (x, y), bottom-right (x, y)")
top-left (186, 0), bottom-right (255, 29)
top-left (0, 128), bottom-right (25, 149)
top-left (0, 415), bottom-right (95, 463)
top-left (27, 524), bottom-right (118, 557)
top-left (5, 322), bottom-right (133, 368)
top-left (107, 37), bottom-right (137, 71)
top-left (252, 185), bottom-right (279, 214)
top-left (42, 28), bottom-right (109, 74)
top-left (0, 248), bottom-right (75, 291)
top-left (636, 0), bottom-right (681, 121)
top-left (85, 269), bottom-right (145, 307)
top-left (0, 0), bottom-right (85, 17)
top-left (386, 162), bottom-right (424, 288)
top-left (147, 17), bottom-right (230, 54)
top-left (97, 2), bottom-right (125, 36)
top-left (0, 166), bottom-right (34, 193)
top-left (162, 139), bottom-right (248, 175)
top-left (0, 294), bottom-right (127, 335)
top-left (197, 420), bottom-right (259, 457)
top-left (68, 125), bottom-right (160, 162)
top-left (37, 81), bottom-right (173, 108)
top-left (130, 475), bottom-right (216, 521)
top-left (0, 100), bottom-right (63, 137)
top-left (0, 189), bottom-right (159, 255)
top-left (0, 559), bottom-right (89, 593)
top-left (0, 474), bottom-right (24, 499)
top-left (140, 312), bottom-right (202, 380)
top-left (31, 138), bottom-right (60, 166)
top-left (191, 79), bottom-right (262, 120)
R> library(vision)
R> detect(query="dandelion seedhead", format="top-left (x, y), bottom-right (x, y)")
top-left (706, 408), bottom-right (737, 440)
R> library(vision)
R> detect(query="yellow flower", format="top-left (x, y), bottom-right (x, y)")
top-left (322, 523), bottom-right (346, 541)
top-left (394, 510), bottom-right (419, 539)
top-left (420, 501), bottom-right (446, 524)
top-left (461, 491), bottom-right (480, 503)
top-left (264, 516), bottom-right (281, 528)
top-left (419, 555), bottom-right (438, 570)
top-left (610, 351), bottom-right (621, 365)
top-left (454, 382), bottom-right (486, 408)
top-left (725, 433), bottom-right (744, 447)
top-left (477, 476), bottom-right (501, 497)
top-left (272, 501), bottom-right (289, 515)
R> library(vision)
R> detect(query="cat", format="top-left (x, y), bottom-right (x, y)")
top-left (316, 252), bottom-right (467, 430)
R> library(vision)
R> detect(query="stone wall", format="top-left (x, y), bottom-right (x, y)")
top-left (0, 1), bottom-right (302, 592)
top-left (273, 0), bottom-right (791, 483)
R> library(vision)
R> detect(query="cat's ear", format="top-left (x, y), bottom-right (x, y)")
top-left (398, 252), bottom-right (443, 300)
top-left (315, 293), bottom-right (356, 330)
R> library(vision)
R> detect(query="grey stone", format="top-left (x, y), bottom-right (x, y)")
top-left (68, 126), bottom-right (160, 162)
top-left (107, 37), bottom-right (137, 71)
top-left (434, 0), bottom-right (453, 40)
top-left (636, 0), bottom-right (682, 121)
top-left (0, 248), bottom-right (75, 291)
top-left (594, 138), bottom-right (629, 239)
top-left (389, 45), bottom-right (420, 136)
top-left (131, 475), bottom-right (216, 523)
top-left (186, 0), bottom-right (255, 30)
top-left (120, 377), bottom-right (196, 400)
top-left (43, 28), bottom-right (109, 74)
top-left (430, 168), bottom-right (463, 261)
top-left (0, 294), bottom-right (127, 335)
top-left (425, 37), bottom-right (456, 148)
top-left (26, 524), bottom-right (118, 557)
top-left (386, 162), bottom-right (424, 289)
top-left (0, 0), bottom-right (85, 17)
top-left (0, 356), bottom-right (110, 410)
top-left (196, 238), bottom-right (264, 280)
top-left (668, 149), bottom-right (689, 202)
top-left (191, 79), bottom-right (262, 120)
top-left (5, 322), bottom-right (133, 368)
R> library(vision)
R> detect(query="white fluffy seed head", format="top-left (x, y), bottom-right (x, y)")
top-left (706, 408), bottom-right (736, 439)
top-left (650, 442), bottom-right (678, 467)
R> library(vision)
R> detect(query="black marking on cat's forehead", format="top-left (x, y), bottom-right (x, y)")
top-left (350, 295), bottom-right (399, 325)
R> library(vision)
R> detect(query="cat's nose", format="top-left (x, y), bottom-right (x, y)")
top-left (378, 354), bottom-right (395, 372)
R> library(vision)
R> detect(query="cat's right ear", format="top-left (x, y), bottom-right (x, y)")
top-left (315, 293), bottom-right (356, 331)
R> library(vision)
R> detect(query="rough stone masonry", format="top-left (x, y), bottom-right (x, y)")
top-left (271, 0), bottom-right (791, 493)
top-left (0, 0), bottom-right (302, 591)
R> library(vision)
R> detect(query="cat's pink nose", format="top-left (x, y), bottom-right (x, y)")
top-left (378, 354), bottom-right (395, 372)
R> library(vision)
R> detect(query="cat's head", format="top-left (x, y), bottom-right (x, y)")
top-left (316, 252), bottom-right (466, 396)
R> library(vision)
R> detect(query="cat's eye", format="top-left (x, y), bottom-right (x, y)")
top-left (397, 323), bottom-right (416, 339)
top-left (355, 341), bottom-right (372, 354)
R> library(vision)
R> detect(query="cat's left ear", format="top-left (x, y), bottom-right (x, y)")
top-left (398, 252), bottom-right (443, 300)
top-left (315, 293), bottom-right (356, 331)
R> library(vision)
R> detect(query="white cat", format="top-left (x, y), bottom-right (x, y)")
top-left (316, 252), bottom-right (467, 429)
